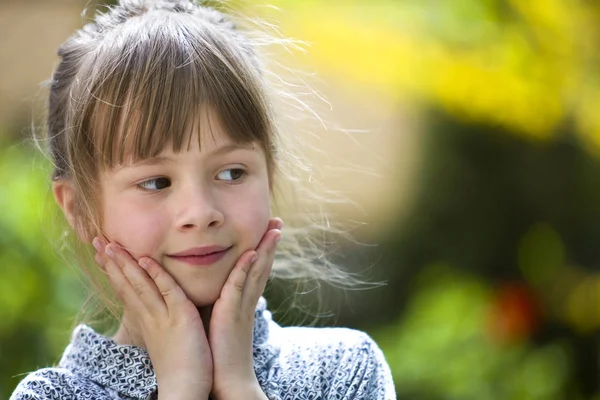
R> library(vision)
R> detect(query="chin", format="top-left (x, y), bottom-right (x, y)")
top-left (192, 299), bottom-right (216, 308)
top-left (187, 295), bottom-right (215, 308)
top-left (185, 289), bottom-right (222, 308)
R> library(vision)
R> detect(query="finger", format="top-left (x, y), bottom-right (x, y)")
top-left (101, 247), bottom-right (145, 310)
top-left (219, 250), bottom-right (258, 310)
top-left (215, 222), bottom-right (282, 311)
top-left (94, 252), bottom-right (106, 270)
top-left (265, 218), bottom-right (283, 242)
top-left (93, 236), bottom-right (119, 277)
top-left (105, 244), bottom-right (167, 315)
top-left (242, 229), bottom-right (280, 309)
top-left (138, 256), bottom-right (190, 310)
top-left (93, 237), bottom-right (109, 270)
top-left (267, 217), bottom-right (283, 232)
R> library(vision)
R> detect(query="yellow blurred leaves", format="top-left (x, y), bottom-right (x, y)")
top-left (271, 0), bottom-right (600, 147)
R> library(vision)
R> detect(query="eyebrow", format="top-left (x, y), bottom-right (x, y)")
top-left (132, 143), bottom-right (255, 167)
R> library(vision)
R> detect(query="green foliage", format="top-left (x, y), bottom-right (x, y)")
top-left (0, 144), bottom-right (84, 399)
top-left (518, 223), bottom-right (564, 288)
top-left (375, 264), bottom-right (570, 400)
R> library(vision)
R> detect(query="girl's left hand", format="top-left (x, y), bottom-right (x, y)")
top-left (209, 217), bottom-right (282, 399)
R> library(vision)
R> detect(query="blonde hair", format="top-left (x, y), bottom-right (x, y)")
top-left (43, 0), bottom-right (361, 326)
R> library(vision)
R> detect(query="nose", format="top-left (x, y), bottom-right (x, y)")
top-left (174, 182), bottom-right (224, 232)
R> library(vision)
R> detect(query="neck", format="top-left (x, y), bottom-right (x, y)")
top-left (112, 305), bottom-right (213, 347)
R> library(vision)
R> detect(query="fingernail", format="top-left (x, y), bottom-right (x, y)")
top-left (92, 238), bottom-right (103, 252)
top-left (138, 259), bottom-right (148, 269)
top-left (250, 253), bottom-right (258, 264)
top-left (105, 246), bottom-right (115, 258)
top-left (275, 231), bottom-right (282, 244)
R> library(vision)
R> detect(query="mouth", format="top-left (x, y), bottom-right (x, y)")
top-left (167, 246), bottom-right (232, 267)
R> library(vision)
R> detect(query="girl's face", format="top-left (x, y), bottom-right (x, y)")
top-left (98, 113), bottom-right (271, 307)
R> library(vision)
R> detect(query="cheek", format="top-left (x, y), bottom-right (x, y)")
top-left (102, 198), bottom-right (167, 257)
top-left (226, 185), bottom-right (271, 248)
top-left (246, 205), bottom-right (271, 245)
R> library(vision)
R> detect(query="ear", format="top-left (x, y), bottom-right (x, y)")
top-left (52, 178), bottom-right (77, 231)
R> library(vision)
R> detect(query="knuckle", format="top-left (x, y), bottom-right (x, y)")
top-left (160, 287), bottom-right (173, 298)
top-left (240, 263), bottom-right (251, 274)
top-left (132, 282), bottom-right (145, 296)
top-left (250, 266), bottom-right (262, 280)
top-left (233, 281), bottom-right (245, 293)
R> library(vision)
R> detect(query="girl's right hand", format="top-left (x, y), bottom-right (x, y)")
top-left (93, 237), bottom-right (213, 400)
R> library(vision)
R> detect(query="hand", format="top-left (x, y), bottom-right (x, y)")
top-left (93, 238), bottom-right (213, 400)
top-left (208, 218), bottom-right (282, 399)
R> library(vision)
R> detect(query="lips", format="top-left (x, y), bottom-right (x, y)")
top-left (167, 245), bottom-right (231, 266)
top-left (169, 245), bottom-right (229, 257)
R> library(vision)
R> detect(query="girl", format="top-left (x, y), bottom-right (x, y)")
top-left (10, 0), bottom-right (395, 399)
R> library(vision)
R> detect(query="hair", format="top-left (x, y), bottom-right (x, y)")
top-left (42, 0), bottom-right (362, 327)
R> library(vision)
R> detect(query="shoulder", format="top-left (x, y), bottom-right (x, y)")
top-left (277, 325), bottom-right (383, 364)
top-left (274, 326), bottom-right (396, 399)
top-left (277, 325), bottom-right (375, 358)
top-left (10, 367), bottom-right (111, 400)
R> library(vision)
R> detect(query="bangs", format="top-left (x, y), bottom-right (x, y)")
top-left (74, 11), bottom-right (271, 169)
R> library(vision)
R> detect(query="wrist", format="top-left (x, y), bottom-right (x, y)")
top-left (158, 381), bottom-right (211, 400)
top-left (212, 381), bottom-right (267, 400)
top-left (159, 390), bottom-right (211, 400)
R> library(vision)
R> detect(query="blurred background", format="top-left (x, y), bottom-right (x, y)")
top-left (3, 0), bottom-right (600, 399)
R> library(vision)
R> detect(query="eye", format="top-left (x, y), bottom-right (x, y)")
top-left (137, 177), bottom-right (171, 191)
top-left (216, 168), bottom-right (246, 182)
